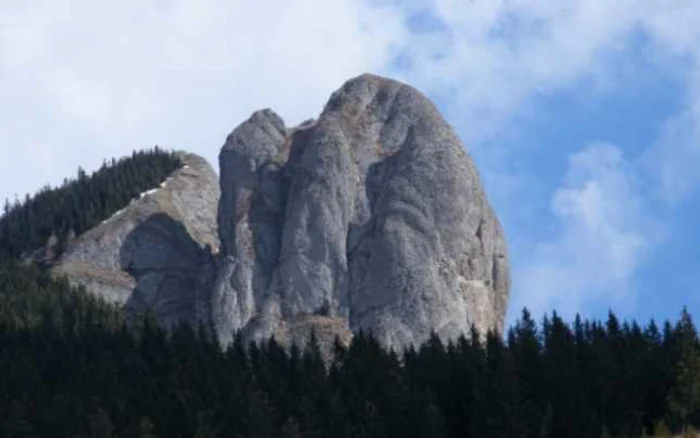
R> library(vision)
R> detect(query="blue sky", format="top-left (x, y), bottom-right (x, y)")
top-left (483, 66), bottom-right (687, 324)
top-left (2, 0), bottom-right (700, 327)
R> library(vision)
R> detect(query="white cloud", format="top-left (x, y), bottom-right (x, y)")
top-left (0, 0), bottom-right (407, 202)
top-left (511, 143), bottom-right (663, 320)
top-left (641, 108), bottom-right (700, 203)
top-left (392, 1), bottom-right (700, 207)
top-left (4, 0), bottom-right (700, 204)
top-left (395, 0), bottom-right (647, 144)
top-left (4, 0), bottom-right (700, 322)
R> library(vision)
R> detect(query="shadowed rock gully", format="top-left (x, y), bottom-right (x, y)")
top-left (120, 212), bottom-right (213, 330)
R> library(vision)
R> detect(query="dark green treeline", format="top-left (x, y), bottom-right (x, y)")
top-left (2, 148), bottom-right (700, 437)
top-left (1, 259), bottom-right (700, 437)
top-left (0, 147), bottom-right (181, 260)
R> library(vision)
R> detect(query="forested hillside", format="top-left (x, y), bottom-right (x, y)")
top-left (0, 147), bottom-right (181, 261)
top-left (2, 146), bottom-right (700, 437)
top-left (1, 257), bottom-right (700, 438)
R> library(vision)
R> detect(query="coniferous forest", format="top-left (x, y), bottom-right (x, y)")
top-left (0, 147), bottom-right (180, 261)
top-left (1, 258), bottom-right (700, 438)
top-left (2, 150), bottom-right (700, 437)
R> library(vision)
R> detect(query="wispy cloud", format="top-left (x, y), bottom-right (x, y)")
top-left (395, 0), bottom-right (647, 144)
top-left (512, 143), bottom-right (664, 320)
top-left (642, 108), bottom-right (700, 204)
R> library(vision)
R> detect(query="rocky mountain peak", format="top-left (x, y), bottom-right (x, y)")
top-left (50, 73), bottom-right (508, 352)
top-left (212, 73), bottom-right (509, 350)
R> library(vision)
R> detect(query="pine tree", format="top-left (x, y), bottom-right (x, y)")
top-left (667, 321), bottom-right (700, 434)
top-left (510, 308), bottom-right (543, 438)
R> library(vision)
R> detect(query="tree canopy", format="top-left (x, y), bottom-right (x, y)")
top-left (1, 263), bottom-right (699, 437)
top-left (0, 147), bottom-right (181, 261)
top-left (1, 146), bottom-right (698, 437)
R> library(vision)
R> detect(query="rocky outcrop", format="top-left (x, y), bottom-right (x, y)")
top-left (49, 73), bottom-right (509, 352)
top-left (52, 153), bottom-right (220, 329)
top-left (213, 74), bottom-right (509, 350)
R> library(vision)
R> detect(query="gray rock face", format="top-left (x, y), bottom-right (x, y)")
top-left (212, 109), bottom-right (288, 345)
top-left (50, 73), bottom-right (508, 351)
top-left (213, 74), bottom-right (509, 350)
top-left (53, 153), bottom-right (220, 329)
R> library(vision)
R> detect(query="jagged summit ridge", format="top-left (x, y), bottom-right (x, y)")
top-left (212, 73), bottom-right (509, 349)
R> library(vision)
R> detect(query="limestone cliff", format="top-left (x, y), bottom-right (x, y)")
top-left (213, 74), bottom-right (509, 350)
